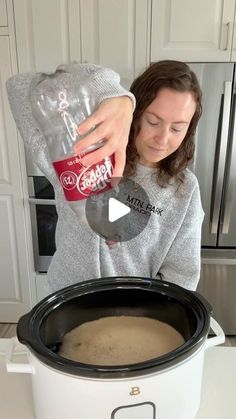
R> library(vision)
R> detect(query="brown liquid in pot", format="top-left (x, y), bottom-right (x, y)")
top-left (58, 316), bottom-right (185, 365)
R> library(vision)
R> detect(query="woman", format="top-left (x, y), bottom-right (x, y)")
top-left (7, 60), bottom-right (204, 293)
top-left (124, 60), bottom-right (204, 290)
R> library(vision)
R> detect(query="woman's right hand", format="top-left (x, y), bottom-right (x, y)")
top-left (74, 96), bottom-right (133, 179)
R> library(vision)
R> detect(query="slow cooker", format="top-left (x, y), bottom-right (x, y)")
top-left (6, 277), bottom-right (225, 419)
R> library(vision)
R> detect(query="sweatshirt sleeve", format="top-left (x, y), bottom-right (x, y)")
top-left (158, 182), bottom-right (204, 291)
top-left (6, 64), bottom-right (135, 185)
top-left (6, 73), bottom-right (58, 185)
top-left (58, 63), bottom-right (136, 109)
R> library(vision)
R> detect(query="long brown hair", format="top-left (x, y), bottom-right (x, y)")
top-left (124, 60), bottom-right (202, 186)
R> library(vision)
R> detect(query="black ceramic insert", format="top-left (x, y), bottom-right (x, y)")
top-left (17, 277), bottom-right (212, 378)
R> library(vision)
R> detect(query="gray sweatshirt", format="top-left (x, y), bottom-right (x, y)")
top-left (6, 64), bottom-right (204, 293)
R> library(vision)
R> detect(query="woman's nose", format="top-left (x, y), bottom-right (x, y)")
top-left (154, 126), bottom-right (169, 144)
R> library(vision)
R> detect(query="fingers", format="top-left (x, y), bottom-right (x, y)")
top-left (77, 110), bottom-right (103, 136)
top-left (74, 124), bottom-right (106, 155)
top-left (111, 149), bottom-right (126, 180)
top-left (80, 142), bottom-right (114, 166)
top-left (77, 137), bottom-right (127, 186)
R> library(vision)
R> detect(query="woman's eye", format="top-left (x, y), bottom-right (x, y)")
top-left (147, 120), bottom-right (159, 126)
top-left (171, 127), bottom-right (182, 133)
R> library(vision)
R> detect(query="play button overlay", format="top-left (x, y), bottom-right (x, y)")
top-left (85, 177), bottom-right (151, 242)
top-left (108, 197), bottom-right (131, 222)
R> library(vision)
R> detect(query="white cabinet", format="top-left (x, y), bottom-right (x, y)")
top-left (0, 0), bottom-right (7, 26)
top-left (0, 27), bottom-right (32, 321)
top-left (13, 0), bottom-right (77, 73)
top-left (14, 0), bottom-right (151, 85)
top-left (79, 0), bottom-right (151, 87)
top-left (151, 0), bottom-right (236, 62)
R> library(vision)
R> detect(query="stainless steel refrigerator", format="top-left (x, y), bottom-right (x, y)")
top-left (188, 63), bottom-right (236, 334)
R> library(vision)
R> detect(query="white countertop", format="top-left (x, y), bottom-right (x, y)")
top-left (0, 338), bottom-right (235, 419)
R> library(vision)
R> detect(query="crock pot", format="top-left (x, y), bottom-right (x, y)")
top-left (6, 277), bottom-right (225, 419)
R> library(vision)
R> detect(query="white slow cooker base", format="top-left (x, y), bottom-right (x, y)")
top-left (29, 344), bottom-right (205, 419)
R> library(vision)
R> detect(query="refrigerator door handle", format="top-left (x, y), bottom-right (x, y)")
top-left (28, 198), bottom-right (56, 206)
top-left (221, 93), bottom-right (236, 234)
top-left (211, 81), bottom-right (232, 234)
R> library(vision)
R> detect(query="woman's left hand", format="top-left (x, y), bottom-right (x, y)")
top-left (73, 96), bottom-right (133, 179)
